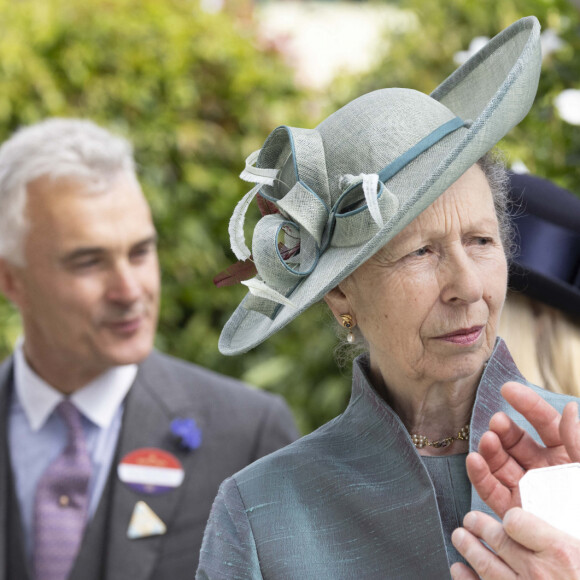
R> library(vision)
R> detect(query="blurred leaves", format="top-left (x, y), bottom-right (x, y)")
top-left (336, 0), bottom-right (580, 192)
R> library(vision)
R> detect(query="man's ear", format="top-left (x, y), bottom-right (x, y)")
top-left (323, 284), bottom-right (353, 326)
top-left (0, 258), bottom-right (24, 307)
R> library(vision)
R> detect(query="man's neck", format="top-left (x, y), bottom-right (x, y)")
top-left (22, 345), bottom-right (108, 394)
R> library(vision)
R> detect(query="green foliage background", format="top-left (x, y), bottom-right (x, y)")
top-left (0, 0), bottom-right (578, 435)
top-left (0, 0), bottom-right (350, 435)
top-left (336, 0), bottom-right (580, 193)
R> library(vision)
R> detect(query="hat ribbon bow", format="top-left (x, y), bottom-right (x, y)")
top-left (227, 115), bottom-right (468, 315)
top-left (227, 151), bottom-right (397, 313)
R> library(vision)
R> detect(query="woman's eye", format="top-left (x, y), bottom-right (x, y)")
top-left (475, 237), bottom-right (492, 246)
top-left (412, 246), bottom-right (430, 257)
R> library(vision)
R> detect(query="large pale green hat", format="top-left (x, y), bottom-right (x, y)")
top-left (220, 16), bottom-right (541, 355)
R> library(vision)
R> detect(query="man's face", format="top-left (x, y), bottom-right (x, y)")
top-left (3, 172), bottom-right (160, 390)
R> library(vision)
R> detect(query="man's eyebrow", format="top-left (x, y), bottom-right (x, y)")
top-left (61, 234), bottom-right (158, 263)
top-left (131, 234), bottom-right (158, 249)
top-left (60, 247), bottom-right (105, 264)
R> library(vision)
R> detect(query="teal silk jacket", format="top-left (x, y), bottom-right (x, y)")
top-left (197, 340), bottom-right (578, 579)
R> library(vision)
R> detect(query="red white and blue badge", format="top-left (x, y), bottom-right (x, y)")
top-left (118, 448), bottom-right (185, 495)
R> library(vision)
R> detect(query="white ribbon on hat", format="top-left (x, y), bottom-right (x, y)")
top-left (230, 150), bottom-right (301, 309)
top-left (230, 162), bottom-right (394, 312)
top-left (229, 149), bottom-right (280, 261)
top-left (239, 149), bottom-right (279, 185)
top-left (229, 183), bottom-right (260, 261)
top-left (339, 173), bottom-right (385, 229)
top-left (241, 278), bottom-right (297, 308)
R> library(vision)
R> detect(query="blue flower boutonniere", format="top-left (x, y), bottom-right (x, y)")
top-left (171, 417), bottom-right (202, 452)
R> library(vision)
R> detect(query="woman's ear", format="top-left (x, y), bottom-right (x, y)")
top-left (323, 284), bottom-right (353, 326)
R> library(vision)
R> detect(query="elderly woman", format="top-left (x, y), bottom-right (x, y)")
top-left (198, 17), bottom-right (580, 579)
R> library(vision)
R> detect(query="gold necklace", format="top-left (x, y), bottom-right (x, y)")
top-left (411, 424), bottom-right (470, 449)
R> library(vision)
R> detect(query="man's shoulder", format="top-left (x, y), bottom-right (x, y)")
top-left (137, 350), bottom-right (299, 452)
top-left (0, 355), bottom-right (13, 388)
top-left (139, 350), bottom-right (284, 408)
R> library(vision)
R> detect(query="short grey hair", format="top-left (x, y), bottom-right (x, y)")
top-left (334, 151), bottom-right (513, 362)
top-left (0, 118), bottom-right (137, 265)
top-left (476, 150), bottom-right (514, 260)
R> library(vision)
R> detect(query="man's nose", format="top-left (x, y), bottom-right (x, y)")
top-left (106, 263), bottom-right (142, 303)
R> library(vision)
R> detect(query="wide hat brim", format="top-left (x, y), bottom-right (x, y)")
top-left (507, 172), bottom-right (580, 318)
top-left (220, 16), bottom-right (542, 355)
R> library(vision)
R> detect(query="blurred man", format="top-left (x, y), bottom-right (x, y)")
top-left (0, 118), bottom-right (298, 580)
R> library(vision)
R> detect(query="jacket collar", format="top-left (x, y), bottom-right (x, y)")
top-left (345, 337), bottom-right (575, 523)
top-left (347, 337), bottom-right (529, 452)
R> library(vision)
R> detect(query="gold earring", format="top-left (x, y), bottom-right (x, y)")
top-left (340, 314), bottom-right (355, 343)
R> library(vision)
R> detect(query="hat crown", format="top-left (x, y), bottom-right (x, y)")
top-left (318, 89), bottom-right (457, 200)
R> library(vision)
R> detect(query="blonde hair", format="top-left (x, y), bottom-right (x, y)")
top-left (499, 292), bottom-right (580, 397)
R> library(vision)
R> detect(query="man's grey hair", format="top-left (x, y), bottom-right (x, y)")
top-left (0, 118), bottom-right (137, 265)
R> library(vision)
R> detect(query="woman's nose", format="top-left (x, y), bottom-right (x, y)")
top-left (440, 249), bottom-right (484, 305)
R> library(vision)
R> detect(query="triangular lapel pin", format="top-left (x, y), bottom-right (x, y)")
top-left (127, 501), bottom-right (167, 539)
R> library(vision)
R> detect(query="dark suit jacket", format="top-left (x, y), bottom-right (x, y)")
top-left (0, 350), bottom-right (299, 579)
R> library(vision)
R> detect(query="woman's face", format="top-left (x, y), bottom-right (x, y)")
top-left (330, 164), bottom-right (507, 389)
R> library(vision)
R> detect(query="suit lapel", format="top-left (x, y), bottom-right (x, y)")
top-left (101, 352), bottom-right (205, 580)
top-left (0, 359), bottom-right (12, 580)
top-left (0, 358), bottom-right (31, 580)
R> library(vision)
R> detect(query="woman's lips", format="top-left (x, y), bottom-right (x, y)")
top-left (435, 326), bottom-right (484, 345)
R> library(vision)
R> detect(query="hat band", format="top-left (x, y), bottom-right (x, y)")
top-left (515, 212), bottom-right (580, 289)
top-left (378, 116), bottom-right (468, 182)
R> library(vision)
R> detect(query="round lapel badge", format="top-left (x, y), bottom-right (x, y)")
top-left (118, 448), bottom-right (185, 495)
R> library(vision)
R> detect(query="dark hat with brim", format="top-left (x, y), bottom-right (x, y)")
top-left (508, 172), bottom-right (580, 318)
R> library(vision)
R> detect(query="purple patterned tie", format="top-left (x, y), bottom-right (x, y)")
top-left (33, 400), bottom-right (92, 580)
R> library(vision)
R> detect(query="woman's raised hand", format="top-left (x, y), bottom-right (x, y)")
top-left (451, 382), bottom-right (580, 579)
top-left (466, 381), bottom-right (580, 517)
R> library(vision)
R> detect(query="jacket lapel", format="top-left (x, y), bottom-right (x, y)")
top-left (100, 352), bottom-right (205, 580)
top-left (0, 359), bottom-right (12, 580)
top-left (0, 358), bottom-right (31, 580)
top-left (344, 357), bottom-right (453, 578)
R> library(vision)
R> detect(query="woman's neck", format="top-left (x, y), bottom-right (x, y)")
top-left (368, 360), bottom-right (481, 456)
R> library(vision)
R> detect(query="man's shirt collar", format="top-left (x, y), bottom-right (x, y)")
top-left (14, 341), bottom-right (138, 431)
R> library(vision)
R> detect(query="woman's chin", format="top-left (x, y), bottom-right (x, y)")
top-left (431, 352), bottom-right (490, 385)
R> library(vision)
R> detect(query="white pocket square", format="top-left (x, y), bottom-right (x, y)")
top-left (127, 501), bottom-right (167, 539)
